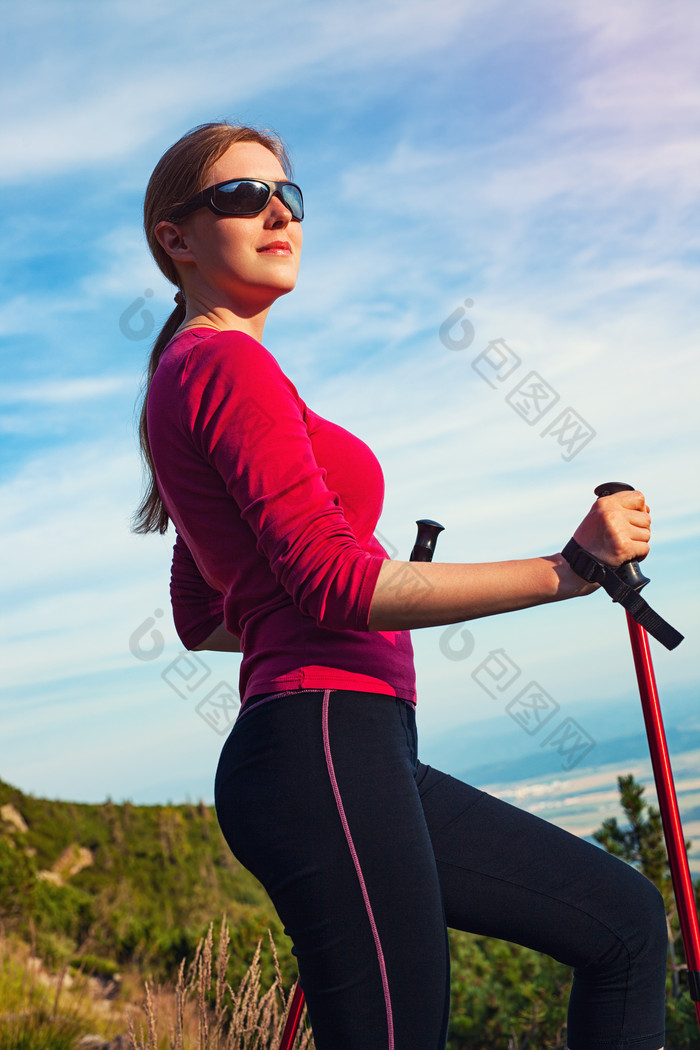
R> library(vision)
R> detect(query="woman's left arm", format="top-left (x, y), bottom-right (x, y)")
top-left (170, 531), bottom-right (242, 650)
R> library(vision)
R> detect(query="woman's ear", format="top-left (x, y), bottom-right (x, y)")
top-left (154, 220), bottom-right (195, 263)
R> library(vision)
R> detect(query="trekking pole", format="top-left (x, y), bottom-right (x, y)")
top-left (277, 518), bottom-right (445, 1050)
top-left (595, 482), bottom-right (699, 1028)
top-left (564, 482), bottom-right (698, 1027)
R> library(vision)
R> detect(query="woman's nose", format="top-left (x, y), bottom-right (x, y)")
top-left (265, 193), bottom-right (294, 226)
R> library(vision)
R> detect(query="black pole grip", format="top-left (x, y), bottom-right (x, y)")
top-left (593, 482), bottom-right (650, 591)
top-left (410, 519), bottom-right (445, 562)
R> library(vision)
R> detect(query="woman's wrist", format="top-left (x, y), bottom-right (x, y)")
top-left (548, 551), bottom-right (599, 599)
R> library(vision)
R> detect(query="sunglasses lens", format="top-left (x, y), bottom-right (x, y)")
top-left (212, 180), bottom-right (271, 215)
top-left (280, 185), bottom-right (304, 220)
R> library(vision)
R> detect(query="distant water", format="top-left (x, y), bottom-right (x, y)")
top-left (476, 748), bottom-right (700, 879)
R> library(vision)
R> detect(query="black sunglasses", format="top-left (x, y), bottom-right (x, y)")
top-left (170, 178), bottom-right (304, 222)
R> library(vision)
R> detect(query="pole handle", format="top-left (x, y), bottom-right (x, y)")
top-left (593, 482), bottom-right (650, 591)
top-left (410, 519), bottom-right (445, 563)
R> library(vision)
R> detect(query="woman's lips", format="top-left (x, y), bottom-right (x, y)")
top-left (258, 241), bottom-right (292, 255)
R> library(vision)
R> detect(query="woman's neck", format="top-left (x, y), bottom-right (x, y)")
top-left (174, 302), bottom-right (270, 342)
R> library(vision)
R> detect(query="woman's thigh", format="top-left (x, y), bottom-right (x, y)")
top-left (214, 690), bottom-right (452, 1050)
top-left (417, 763), bottom-right (667, 1050)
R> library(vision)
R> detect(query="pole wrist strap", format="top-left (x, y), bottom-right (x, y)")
top-left (561, 538), bottom-right (684, 651)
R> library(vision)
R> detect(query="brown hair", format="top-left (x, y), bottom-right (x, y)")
top-left (132, 122), bottom-right (293, 534)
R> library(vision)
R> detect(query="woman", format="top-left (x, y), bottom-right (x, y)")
top-left (134, 122), bottom-right (667, 1050)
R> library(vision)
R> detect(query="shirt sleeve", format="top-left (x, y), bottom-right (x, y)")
top-left (178, 331), bottom-right (384, 631)
top-left (170, 531), bottom-right (227, 649)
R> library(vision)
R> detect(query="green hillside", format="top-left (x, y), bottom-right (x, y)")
top-left (0, 776), bottom-right (292, 989)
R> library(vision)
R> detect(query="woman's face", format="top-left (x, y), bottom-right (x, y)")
top-left (160, 140), bottom-right (303, 314)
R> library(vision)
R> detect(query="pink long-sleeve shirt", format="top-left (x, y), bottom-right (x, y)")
top-left (147, 327), bottom-right (417, 706)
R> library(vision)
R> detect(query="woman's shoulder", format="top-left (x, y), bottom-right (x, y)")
top-left (159, 327), bottom-right (283, 385)
top-left (159, 327), bottom-right (302, 412)
top-left (166, 325), bottom-right (264, 360)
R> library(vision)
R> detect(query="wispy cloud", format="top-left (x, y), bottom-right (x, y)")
top-left (0, 0), bottom-right (477, 181)
top-left (0, 376), bottom-right (134, 405)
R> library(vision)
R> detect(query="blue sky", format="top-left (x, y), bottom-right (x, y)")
top-left (1, 0), bottom-right (699, 805)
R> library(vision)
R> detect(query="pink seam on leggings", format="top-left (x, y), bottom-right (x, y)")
top-left (321, 688), bottom-right (395, 1050)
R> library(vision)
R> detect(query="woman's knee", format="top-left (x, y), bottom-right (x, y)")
top-left (596, 865), bottom-right (668, 972)
top-left (630, 871), bottom-right (668, 963)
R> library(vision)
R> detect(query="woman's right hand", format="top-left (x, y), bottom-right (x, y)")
top-left (571, 489), bottom-right (651, 570)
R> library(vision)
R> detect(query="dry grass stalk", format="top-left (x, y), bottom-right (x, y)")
top-left (197, 924), bottom-right (213, 1049)
top-left (126, 917), bottom-right (314, 1050)
top-left (170, 958), bottom-right (186, 1050)
top-left (145, 981), bottom-right (158, 1050)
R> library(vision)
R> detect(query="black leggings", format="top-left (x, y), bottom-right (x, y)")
top-left (214, 689), bottom-right (667, 1050)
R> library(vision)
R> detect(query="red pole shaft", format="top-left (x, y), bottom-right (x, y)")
top-left (625, 613), bottom-right (700, 1027)
top-left (279, 982), bottom-right (305, 1050)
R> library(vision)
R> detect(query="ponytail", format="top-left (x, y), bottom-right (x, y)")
top-left (131, 299), bottom-right (186, 534)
